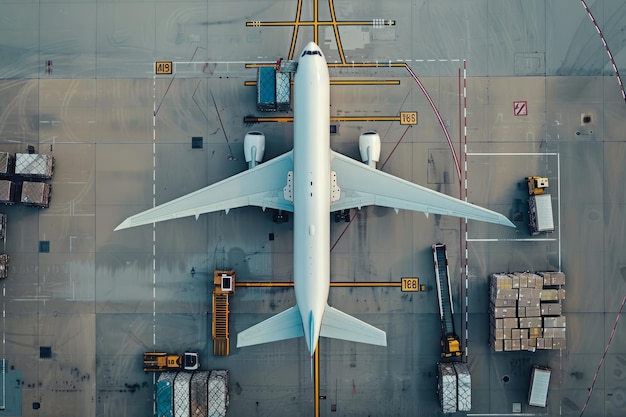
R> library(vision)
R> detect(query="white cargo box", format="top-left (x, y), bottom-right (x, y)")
top-left (528, 365), bottom-right (551, 407)
top-left (438, 363), bottom-right (457, 413)
top-left (15, 153), bottom-right (54, 178)
top-left (453, 362), bottom-right (471, 412)
top-left (529, 194), bottom-right (554, 234)
top-left (208, 370), bottom-right (229, 417)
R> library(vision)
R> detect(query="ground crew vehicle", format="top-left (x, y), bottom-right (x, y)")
top-left (143, 352), bottom-right (200, 372)
top-left (526, 176), bottom-right (554, 235)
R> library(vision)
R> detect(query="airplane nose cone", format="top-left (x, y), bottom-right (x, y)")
top-left (304, 41), bottom-right (320, 52)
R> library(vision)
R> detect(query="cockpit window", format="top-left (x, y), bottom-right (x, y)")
top-left (301, 50), bottom-right (322, 57)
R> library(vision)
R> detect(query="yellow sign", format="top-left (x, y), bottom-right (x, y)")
top-left (155, 61), bottom-right (173, 75)
top-left (401, 277), bottom-right (420, 292)
top-left (400, 111), bottom-right (418, 125)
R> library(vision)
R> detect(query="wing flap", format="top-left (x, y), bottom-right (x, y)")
top-left (330, 151), bottom-right (514, 227)
top-left (115, 151), bottom-right (293, 230)
top-left (236, 306), bottom-right (304, 348)
top-left (320, 305), bottom-right (387, 346)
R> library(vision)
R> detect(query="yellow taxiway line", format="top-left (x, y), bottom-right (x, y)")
top-left (244, 79), bottom-right (400, 86)
top-left (235, 281), bottom-right (401, 288)
top-left (243, 116), bottom-right (403, 123)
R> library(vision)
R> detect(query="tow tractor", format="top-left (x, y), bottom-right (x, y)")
top-left (143, 351), bottom-right (199, 372)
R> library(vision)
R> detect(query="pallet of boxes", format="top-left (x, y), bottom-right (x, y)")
top-left (489, 271), bottom-right (566, 352)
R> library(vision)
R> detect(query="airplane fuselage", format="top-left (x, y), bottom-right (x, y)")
top-left (292, 43), bottom-right (331, 356)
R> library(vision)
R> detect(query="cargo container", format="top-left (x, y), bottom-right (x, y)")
top-left (157, 372), bottom-right (176, 417)
top-left (0, 152), bottom-right (13, 177)
top-left (0, 213), bottom-right (6, 241)
top-left (0, 254), bottom-right (8, 279)
top-left (0, 180), bottom-right (16, 205)
top-left (257, 66), bottom-right (276, 111)
top-left (454, 362), bottom-right (471, 412)
top-left (190, 371), bottom-right (210, 417)
top-left (156, 371), bottom-right (229, 417)
top-left (275, 71), bottom-right (291, 111)
top-left (20, 181), bottom-right (51, 208)
top-left (437, 362), bottom-right (457, 413)
top-left (528, 365), bottom-right (551, 407)
top-left (174, 372), bottom-right (192, 417)
top-left (208, 370), bottom-right (229, 417)
top-left (528, 194), bottom-right (554, 235)
top-left (15, 153), bottom-right (54, 178)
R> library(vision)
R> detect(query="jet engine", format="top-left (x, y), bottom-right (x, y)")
top-left (244, 131), bottom-right (266, 169)
top-left (358, 131), bottom-right (381, 169)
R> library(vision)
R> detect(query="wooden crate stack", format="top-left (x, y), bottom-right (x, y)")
top-left (489, 271), bottom-right (566, 352)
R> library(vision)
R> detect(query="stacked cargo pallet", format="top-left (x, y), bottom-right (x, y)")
top-left (489, 271), bottom-right (566, 351)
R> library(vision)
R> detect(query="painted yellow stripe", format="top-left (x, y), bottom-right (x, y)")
top-left (243, 116), bottom-right (403, 123)
top-left (246, 62), bottom-right (407, 69)
top-left (235, 281), bottom-right (401, 287)
top-left (245, 20), bottom-right (395, 27)
top-left (245, 80), bottom-right (399, 86)
top-left (236, 282), bottom-right (293, 287)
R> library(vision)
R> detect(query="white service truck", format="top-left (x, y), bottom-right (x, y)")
top-left (526, 176), bottom-right (555, 235)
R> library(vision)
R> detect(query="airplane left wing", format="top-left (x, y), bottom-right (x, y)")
top-left (115, 151), bottom-right (294, 230)
top-left (236, 306), bottom-right (304, 348)
top-left (330, 151), bottom-right (514, 227)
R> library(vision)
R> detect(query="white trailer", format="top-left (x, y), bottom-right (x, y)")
top-left (528, 194), bottom-right (554, 235)
top-left (528, 365), bottom-right (551, 407)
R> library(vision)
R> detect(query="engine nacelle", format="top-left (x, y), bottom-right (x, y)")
top-left (244, 131), bottom-right (266, 169)
top-left (358, 131), bottom-right (381, 169)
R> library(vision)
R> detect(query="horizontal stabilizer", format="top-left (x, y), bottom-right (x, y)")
top-left (237, 306), bottom-right (304, 348)
top-left (320, 305), bottom-right (387, 346)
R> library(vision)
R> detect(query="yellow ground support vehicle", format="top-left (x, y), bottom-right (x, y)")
top-left (526, 176), bottom-right (549, 195)
top-left (143, 352), bottom-right (199, 372)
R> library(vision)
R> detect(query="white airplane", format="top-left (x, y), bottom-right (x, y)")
top-left (115, 42), bottom-right (514, 358)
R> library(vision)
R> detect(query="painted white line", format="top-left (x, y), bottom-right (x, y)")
top-left (467, 152), bottom-right (558, 156)
top-left (467, 238), bottom-right (557, 242)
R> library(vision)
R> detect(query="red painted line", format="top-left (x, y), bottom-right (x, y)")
top-left (379, 125), bottom-right (412, 170)
top-left (580, 0), bottom-right (626, 101)
top-left (579, 295), bottom-right (626, 416)
top-left (154, 74), bottom-right (175, 117)
top-left (405, 65), bottom-right (461, 182)
top-left (331, 125), bottom-right (411, 253)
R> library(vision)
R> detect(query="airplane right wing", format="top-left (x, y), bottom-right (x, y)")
top-left (115, 151), bottom-right (294, 230)
top-left (330, 151), bottom-right (514, 227)
top-left (320, 305), bottom-right (387, 346)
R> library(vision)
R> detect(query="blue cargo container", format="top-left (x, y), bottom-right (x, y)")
top-left (257, 66), bottom-right (276, 111)
top-left (156, 372), bottom-right (176, 417)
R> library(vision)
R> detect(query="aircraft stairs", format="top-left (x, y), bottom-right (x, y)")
top-left (212, 270), bottom-right (235, 356)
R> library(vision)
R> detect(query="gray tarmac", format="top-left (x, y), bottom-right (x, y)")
top-left (1, 1), bottom-right (626, 416)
